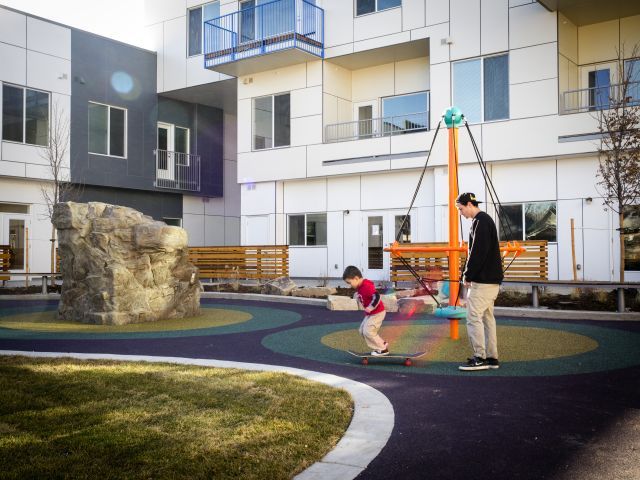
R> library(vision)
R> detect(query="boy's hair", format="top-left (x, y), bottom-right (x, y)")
top-left (342, 265), bottom-right (363, 280)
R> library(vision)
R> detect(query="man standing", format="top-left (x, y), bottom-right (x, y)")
top-left (455, 192), bottom-right (503, 371)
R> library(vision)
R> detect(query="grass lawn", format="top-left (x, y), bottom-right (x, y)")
top-left (0, 356), bottom-right (353, 480)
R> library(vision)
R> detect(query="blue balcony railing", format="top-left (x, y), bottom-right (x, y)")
top-left (204, 0), bottom-right (324, 70)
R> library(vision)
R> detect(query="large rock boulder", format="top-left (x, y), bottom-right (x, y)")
top-left (53, 202), bottom-right (200, 325)
top-left (291, 286), bottom-right (337, 298)
top-left (261, 276), bottom-right (297, 296)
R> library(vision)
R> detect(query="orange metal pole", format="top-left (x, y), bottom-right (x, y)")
top-left (448, 126), bottom-right (460, 340)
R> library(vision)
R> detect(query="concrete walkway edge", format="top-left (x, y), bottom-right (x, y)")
top-left (0, 350), bottom-right (394, 480)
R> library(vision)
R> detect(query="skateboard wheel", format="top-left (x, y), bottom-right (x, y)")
top-left (404, 359), bottom-right (412, 366)
top-left (362, 358), bottom-right (369, 365)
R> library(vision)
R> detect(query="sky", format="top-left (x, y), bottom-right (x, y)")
top-left (0, 0), bottom-right (147, 48)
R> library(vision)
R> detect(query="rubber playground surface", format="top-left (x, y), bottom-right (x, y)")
top-left (1, 297), bottom-right (639, 480)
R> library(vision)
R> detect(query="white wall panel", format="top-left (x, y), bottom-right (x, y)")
top-left (0, 8), bottom-right (26, 47)
top-left (238, 147), bottom-right (307, 182)
top-left (556, 156), bottom-right (600, 199)
top-left (326, 210), bottom-right (344, 277)
top-left (354, 8), bottom-right (402, 42)
top-left (0, 42), bottom-right (27, 85)
top-left (558, 13), bottom-right (577, 63)
top-left (450, 0), bottom-right (480, 60)
top-left (352, 63), bottom-right (395, 102)
top-left (510, 42), bottom-right (558, 84)
top-left (306, 60), bottom-right (322, 86)
top-left (426, 0), bottom-right (449, 25)
top-left (291, 115), bottom-right (323, 146)
top-left (323, 62), bottom-right (352, 100)
top-left (27, 17), bottom-right (70, 60)
top-left (509, 2), bottom-right (556, 49)
top-left (395, 57), bottom-right (429, 94)
top-left (163, 16), bottom-right (187, 91)
top-left (0, 159), bottom-right (26, 177)
top-left (238, 63), bottom-right (307, 99)
top-left (289, 247), bottom-right (328, 277)
top-left (490, 159), bottom-right (556, 203)
top-left (283, 178), bottom-right (327, 213)
top-left (237, 98), bottom-right (252, 154)
top-left (481, 0), bottom-right (508, 55)
top-left (144, 0), bottom-right (186, 26)
top-left (204, 215), bottom-right (225, 245)
top-left (582, 198), bottom-right (612, 280)
top-left (361, 171), bottom-right (420, 210)
top-left (403, 0), bottom-right (426, 31)
top-left (556, 198), bottom-right (583, 280)
top-left (2, 142), bottom-right (45, 166)
top-left (621, 15), bottom-right (640, 56)
top-left (429, 62), bottom-right (450, 130)
top-left (412, 22), bottom-right (449, 64)
top-left (577, 20), bottom-right (618, 65)
top-left (291, 85), bottom-right (322, 117)
top-left (26, 50), bottom-right (71, 95)
top-left (327, 176), bottom-right (361, 212)
top-left (240, 181), bottom-right (275, 216)
top-left (323, 1), bottom-right (354, 48)
top-left (510, 78), bottom-right (558, 118)
top-left (186, 55), bottom-right (222, 87)
top-left (242, 214), bottom-right (271, 245)
top-left (144, 23), bottom-right (164, 91)
top-left (183, 213), bottom-right (205, 246)
top-left (343, 210), bottom-right (362, 270)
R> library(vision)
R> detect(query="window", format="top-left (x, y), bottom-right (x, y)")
top-left (288, 213), bottom-right (327, 246)
top-left (623, 205), bottom-right (640, 271)
top-left (89, 102), bottom-right (127, 157)
top-left (188, 1), bottom-right (220, 56)
top-left (2, 84), bottom-right (49, 146)
top-left (588, 69), bottom-right (610, 111)
top-left (394, 215), bottom-right (411, 243)
top-left (498, 202), bottom-right (557, 242)
top-left (356, 0), bottom-right (401, 16)
top-left (381, 91), bottom-right (429, 134)
top-left (253, 93), bottom-right (290, 150)
top-left (453, 54), bottom-right (509, 123)
top-left (624, 58), bottom-right (640, 105)
top-left (163, 218), bottom-right (182, 227)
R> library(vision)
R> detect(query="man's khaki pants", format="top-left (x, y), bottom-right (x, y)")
top-left (465, 282), bottom-right (500, 359)
top-left (359, 311), bottom-right (387, 350)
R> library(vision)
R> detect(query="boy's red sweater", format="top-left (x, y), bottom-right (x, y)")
top-left (356, 279), bottom-right (385, 315)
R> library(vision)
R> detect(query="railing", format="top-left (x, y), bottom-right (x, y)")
top-left (154, 150), bottom-right (201, 192)
top-left (561, 80), bottom-right (640, 114)
top-left (204, 0), bottom-right (324, 68)
top-left (325, 111), bottom-right (430, 143)
top-left (189, 245), bottom-right (289, 280)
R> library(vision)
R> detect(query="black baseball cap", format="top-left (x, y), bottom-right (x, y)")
top-left (456, 192), bottom-right (482, 205)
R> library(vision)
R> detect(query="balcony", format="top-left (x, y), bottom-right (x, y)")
top-left (325, 112), bottom-right (430, 143)
top-left (561, 81), bottom-right (640, 114)
top-left (204, 0), bottom-right (324, 77)
top-left (154, 150), bottom-right (201, 192)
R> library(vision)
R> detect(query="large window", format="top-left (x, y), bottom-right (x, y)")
top-left (623, 205), bottom-right (640, 271)
top-left (188, 1), bottom-right (220, 56)
top-left (624, 58), bottom-right (640, 105)
top-left (288, 213), bottom-right (327, 246)
top-left (356, 0), bottom-right (401, 16)
top-left (89, 102), bottom-right (127, 157)
top-left (381, 91), bottom-right (429, 133)
top-left (253, 93), bottom-right (290, 150)
top-left (453, 54), bottom-right (509, 123)
top-left (2, 84), bottom-right (49, 146)
top-left (498, 201), bottom-right (556, 242)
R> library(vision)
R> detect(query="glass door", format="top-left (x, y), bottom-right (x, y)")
top-left (1, 215), bottom-right (29, 273)
top-left (239, 0), bottom-right (256, 44)
top-left (157, 123), bottom-right (175, 182)
top-left (353, 101), bottom-right (378, 139)
top-left (362, 210), bottom-right (415, 281)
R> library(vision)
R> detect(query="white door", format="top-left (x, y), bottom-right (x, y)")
top-left (362, 210), bottom-right (416, 281)
top-left (353, 101), bottom-right (378, 139)
top-left (1, 214), bottom-right (30, 273)
top-left (157, 123), bottom-right (175, 182)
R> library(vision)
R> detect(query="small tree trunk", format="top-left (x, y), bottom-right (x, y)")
top-left (50, 226), bottom-right (56, 287)
top-left (619, 212), bottom-right (625, 283)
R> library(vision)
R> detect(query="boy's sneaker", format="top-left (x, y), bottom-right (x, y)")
top-left (371, 348), bottom-right (389, 356)
top-left (458, 356), bottom-right (489, 371)
top-left (486, 357), bottom-right (500, 369)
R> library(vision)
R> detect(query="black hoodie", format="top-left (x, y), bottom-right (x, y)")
top-left (464, 211), bottom-right (504, 284)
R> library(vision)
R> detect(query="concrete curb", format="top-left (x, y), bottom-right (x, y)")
top-left (494, 306), bottom-right (640, 321)
top-left (0, 350), bottom-right (394, 480)
top-left (201, 291), bottom-right (326, 306)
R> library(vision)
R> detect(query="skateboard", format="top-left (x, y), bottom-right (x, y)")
top-left (347, 350), bottom-right (426, 366)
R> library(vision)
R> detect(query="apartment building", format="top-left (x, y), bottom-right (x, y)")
top-left (0, 4), bottom-right (238, 276)
top-left (146, 0), bottom-right (637, 282)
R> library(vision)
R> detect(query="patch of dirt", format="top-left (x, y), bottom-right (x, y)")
top-left (203, 283), bottom-right (263, 294)
top-left (496, 289), bottom-right (640, 312)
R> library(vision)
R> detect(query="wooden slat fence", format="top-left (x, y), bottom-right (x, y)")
top-left (188, 245), bottom-right (289, 280)
top-left (0, 245), bottom-right (10, 281)
top-left (390, 240), bottom-right (548, 284)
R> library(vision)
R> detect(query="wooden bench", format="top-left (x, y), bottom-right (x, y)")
top-left (188, 245), bottom-right (289, 281)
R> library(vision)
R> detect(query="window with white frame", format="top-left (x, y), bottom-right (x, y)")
top-left (356, 0), bottom-right (401, 16)
top-left (624, 58), bottom-right (640, 105)
top-left (288, 213), bottom-right (327, 246)
top-left (381, 91), bottom-right (429, 133)
top-left (453, 54), bottom-right (509, 123)
top-left (89, 102), bottom-right (127, 157)
top-left (2, 84), bottom-right (49, 146)
top-left (498, 201), bottom-right (556, 242)
top-left (253, 93), bottom-right (290, 150)
top-left (188, 1), bottom-right (220, 57)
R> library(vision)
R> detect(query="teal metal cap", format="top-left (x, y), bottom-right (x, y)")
top-left (443, 106), bottom-right (463, 128)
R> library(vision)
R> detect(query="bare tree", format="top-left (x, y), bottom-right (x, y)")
top-left (39, 100), bottom-right (80, 285)
top-left (595, 45), bottom-right (640, 282)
